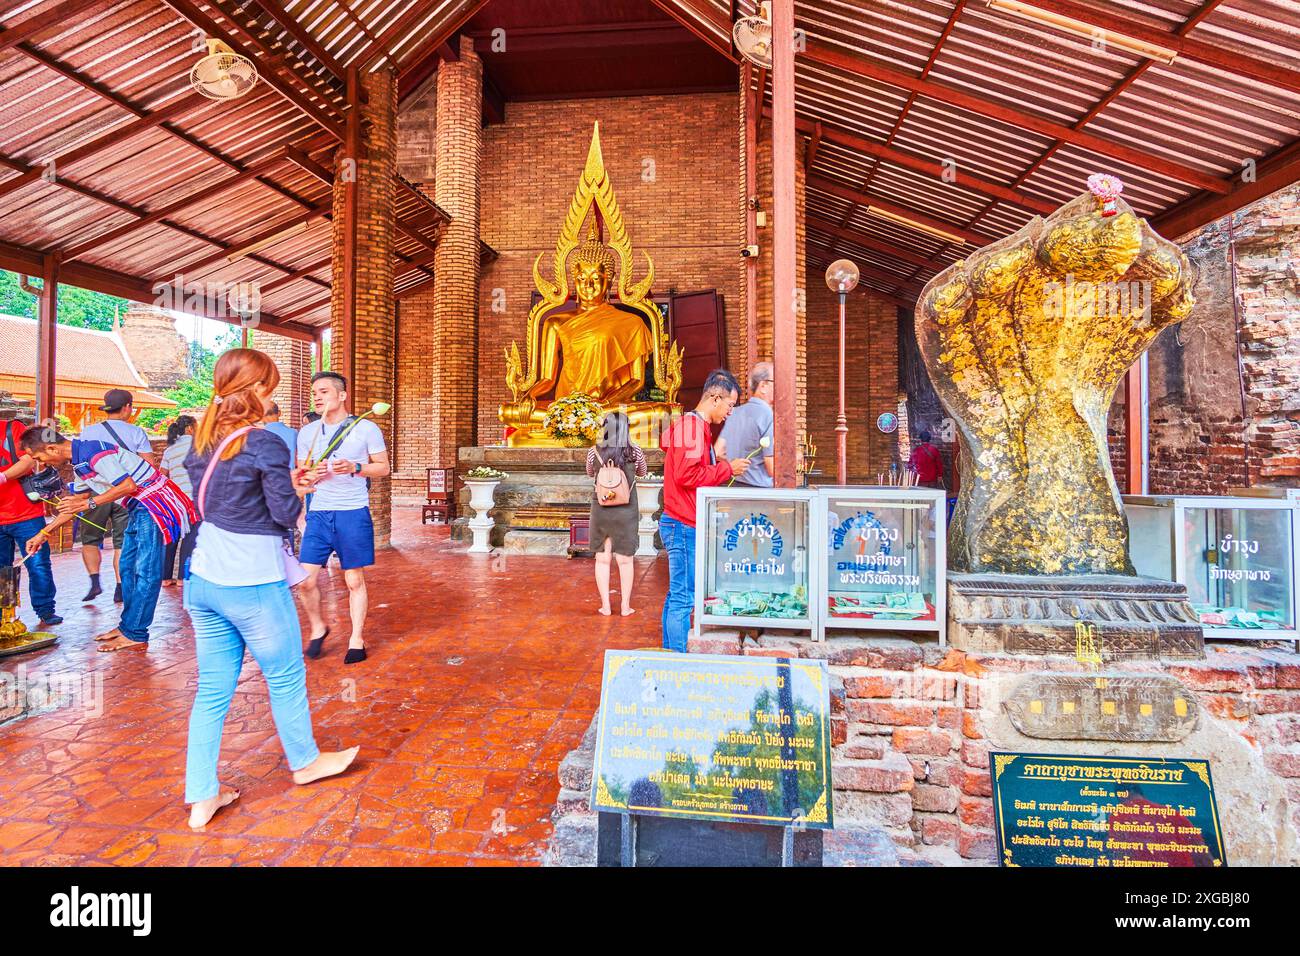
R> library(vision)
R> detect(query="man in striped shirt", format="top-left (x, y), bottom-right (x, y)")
top-left (22, 429), bottom-right (197, 653)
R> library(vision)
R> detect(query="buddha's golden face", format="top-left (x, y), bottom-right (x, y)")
top-left (573, 261), bottom-right (610, 308)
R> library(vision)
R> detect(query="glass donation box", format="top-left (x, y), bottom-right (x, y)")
top-left (1124, 494), bottom-right (1299, 642)
top-left (695, 488), bottom-right (817, 632)
top-left (814, 487), bottom-right (947, 643)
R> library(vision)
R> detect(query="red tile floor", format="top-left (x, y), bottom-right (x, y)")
top-left (0, 510), bottom-right (667, 866)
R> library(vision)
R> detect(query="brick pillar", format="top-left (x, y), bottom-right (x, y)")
top-left (255, 331), bottom-right (313, 426)
top-left (396, 35), bottom-right (481, 493)
top-left (331, 68), bottom-right (396, 546)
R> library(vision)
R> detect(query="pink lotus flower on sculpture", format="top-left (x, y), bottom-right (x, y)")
top-left (1087, 173), bottom-right (1124, 217)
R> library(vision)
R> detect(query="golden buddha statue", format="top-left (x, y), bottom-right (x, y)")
top-left (500, 123), bottom-right (683, 447)
top-left (525, 223), bottom-right (654, 407)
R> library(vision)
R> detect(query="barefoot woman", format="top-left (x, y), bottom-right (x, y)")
top-left (182, 349), bottom-right (358, 829)
top-left (585, 411), bottom-right (647, 617)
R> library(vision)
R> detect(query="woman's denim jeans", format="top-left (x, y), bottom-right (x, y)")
top-left (658, 515), bottom-right (696, 653)
top-left (184, 573), bottom-right (319, 803)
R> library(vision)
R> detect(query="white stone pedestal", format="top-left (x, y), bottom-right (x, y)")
top-left (635, 480), bottom-right (663, 557)
top-left (465, 480), bottom-right (499, 554)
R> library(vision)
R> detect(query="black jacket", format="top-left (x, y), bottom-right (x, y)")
top-left (184, 428), bottom-right (301, 537)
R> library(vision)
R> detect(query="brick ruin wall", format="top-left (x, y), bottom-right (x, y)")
top-left (1109, 183), bottom-right (1300, 495)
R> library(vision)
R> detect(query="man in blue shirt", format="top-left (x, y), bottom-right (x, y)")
top-left (262, 403), bottom-right (298, 466)
top-left (716, 362), bottom-right (775, 487)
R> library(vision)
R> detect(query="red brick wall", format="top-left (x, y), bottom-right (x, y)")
top-left (686, 631), bottom-right (1300, 865)
top-left (330, 68), bottom-right (397, 546)
top-left (805, 283), bottom-right (900, 482)
top-left (474, 92), bottom-right (747, 442)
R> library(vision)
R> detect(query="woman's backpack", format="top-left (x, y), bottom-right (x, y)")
top-left (595, 457), bottom-right (631, 506)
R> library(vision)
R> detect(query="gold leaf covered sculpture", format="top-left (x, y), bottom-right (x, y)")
top-left (499, 122), bottom-right (682, 447)
top-left (916, 182), bottom-right (1194, 575)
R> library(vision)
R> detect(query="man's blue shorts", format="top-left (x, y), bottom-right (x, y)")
top-left (300, 507), bottom-right (375, 570)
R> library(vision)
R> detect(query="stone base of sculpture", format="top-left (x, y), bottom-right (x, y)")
top-left (946, 573), bottom-right (1204, 660)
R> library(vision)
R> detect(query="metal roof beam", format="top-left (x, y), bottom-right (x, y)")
top-left (170, 204), bottom-right (332, 276)
top-left (361, 0), bottom-right (491, 74)
top-left (774, 108), bottom-right (1057, 215)
top-left (259, 256), bottom-right (332, 294)
top-left (647, 0), bottom-right (735, 60)
top-left (0, 94), bottom-right (206, 205)
top-left (806, 214), bottom-right (942, 271)
top-left (996, 0), bottom-right (1300, 96)
top-left (1152, 138), bottom-right (1300, 239)
top-left (62, 151), bottom-right (295, 262)
top-left (0, 0), bottom-right (103, 52)
top-left (12, 42), bottom-right (325, 212)
top-left (802, 37), bottom-right (1230, 194)
top-left (808, 175), bottom-right (999, 247)
top-left (0, 239), bottom-right (319, 342)
top-left (243, 0), bottom-right (350, 83)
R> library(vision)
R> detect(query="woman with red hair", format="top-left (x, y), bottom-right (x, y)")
top-left (181, 348), bottom-right (358, 829)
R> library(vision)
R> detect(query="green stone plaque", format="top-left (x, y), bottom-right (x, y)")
top-left (591, 651), bottom-right (833, 828)
top-left (991, 752), bottom-right (1226, 868)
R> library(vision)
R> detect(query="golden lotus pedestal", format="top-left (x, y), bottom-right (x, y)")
top-left (451, 445), bottom-right (665, 555)
top-left (0, 599), bottom-right (56, 658)
top-left (500, 402), bottom-right (679, 449)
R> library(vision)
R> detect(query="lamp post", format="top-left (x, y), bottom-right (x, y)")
top-left (825, 259), bottom-right (860, 484)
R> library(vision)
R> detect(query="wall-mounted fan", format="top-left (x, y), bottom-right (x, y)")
top-left (190, 38), bottom-right (258, 101)
top-left (733, 2), bottom-right (773, 69)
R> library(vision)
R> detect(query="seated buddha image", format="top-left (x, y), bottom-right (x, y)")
top-left (525, 226), bottom-right (654, 407)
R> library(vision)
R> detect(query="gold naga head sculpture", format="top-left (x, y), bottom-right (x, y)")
top-left (916, 174), bottom-right (1195, 577)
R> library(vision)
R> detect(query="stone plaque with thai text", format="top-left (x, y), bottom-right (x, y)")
top-left (590, 651), bottom-right (833, 828)
top-left (1004, 674), bottom-right (1198, 742)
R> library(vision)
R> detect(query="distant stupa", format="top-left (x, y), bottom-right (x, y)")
top-left (116, 304), bottom-right (190, 392)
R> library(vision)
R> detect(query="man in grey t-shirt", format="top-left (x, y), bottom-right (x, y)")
top-left (717, 362), bottom-right (775, 487)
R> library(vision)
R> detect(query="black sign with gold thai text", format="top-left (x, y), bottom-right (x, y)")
top-left (591, 651), bottom-right (833, 828)
top-left (990, 753), bottom-right (1226, 867)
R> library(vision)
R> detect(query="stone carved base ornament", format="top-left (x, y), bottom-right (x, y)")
top-left (947, 572), bottom-right (1203, 660)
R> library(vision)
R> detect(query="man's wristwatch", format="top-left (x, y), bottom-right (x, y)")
top-left (85, 495), bottom-right (98, 509)
top-left (353, 462), bottom-right (363, 475)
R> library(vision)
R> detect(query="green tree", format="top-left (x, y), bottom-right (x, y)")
top-left (0, 269), bottom-right (129, 330)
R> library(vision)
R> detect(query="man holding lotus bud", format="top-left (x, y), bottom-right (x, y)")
top-left (295, 371), bottom-right (390, 664)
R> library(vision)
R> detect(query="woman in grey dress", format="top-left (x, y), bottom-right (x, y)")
top-left (586, 411), bottom-right (647, 616)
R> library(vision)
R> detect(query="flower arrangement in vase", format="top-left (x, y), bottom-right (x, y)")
top-left (542, 393), bottom-right (604, 446)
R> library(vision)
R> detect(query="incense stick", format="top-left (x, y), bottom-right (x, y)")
top-left (40, 498), bottom-right (109, 534)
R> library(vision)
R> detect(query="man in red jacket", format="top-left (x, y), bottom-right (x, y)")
top-left (659, 368), bottom-right (750, 652)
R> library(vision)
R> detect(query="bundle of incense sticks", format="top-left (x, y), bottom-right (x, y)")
top-left (875, 469), bottom-right (916, 488)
